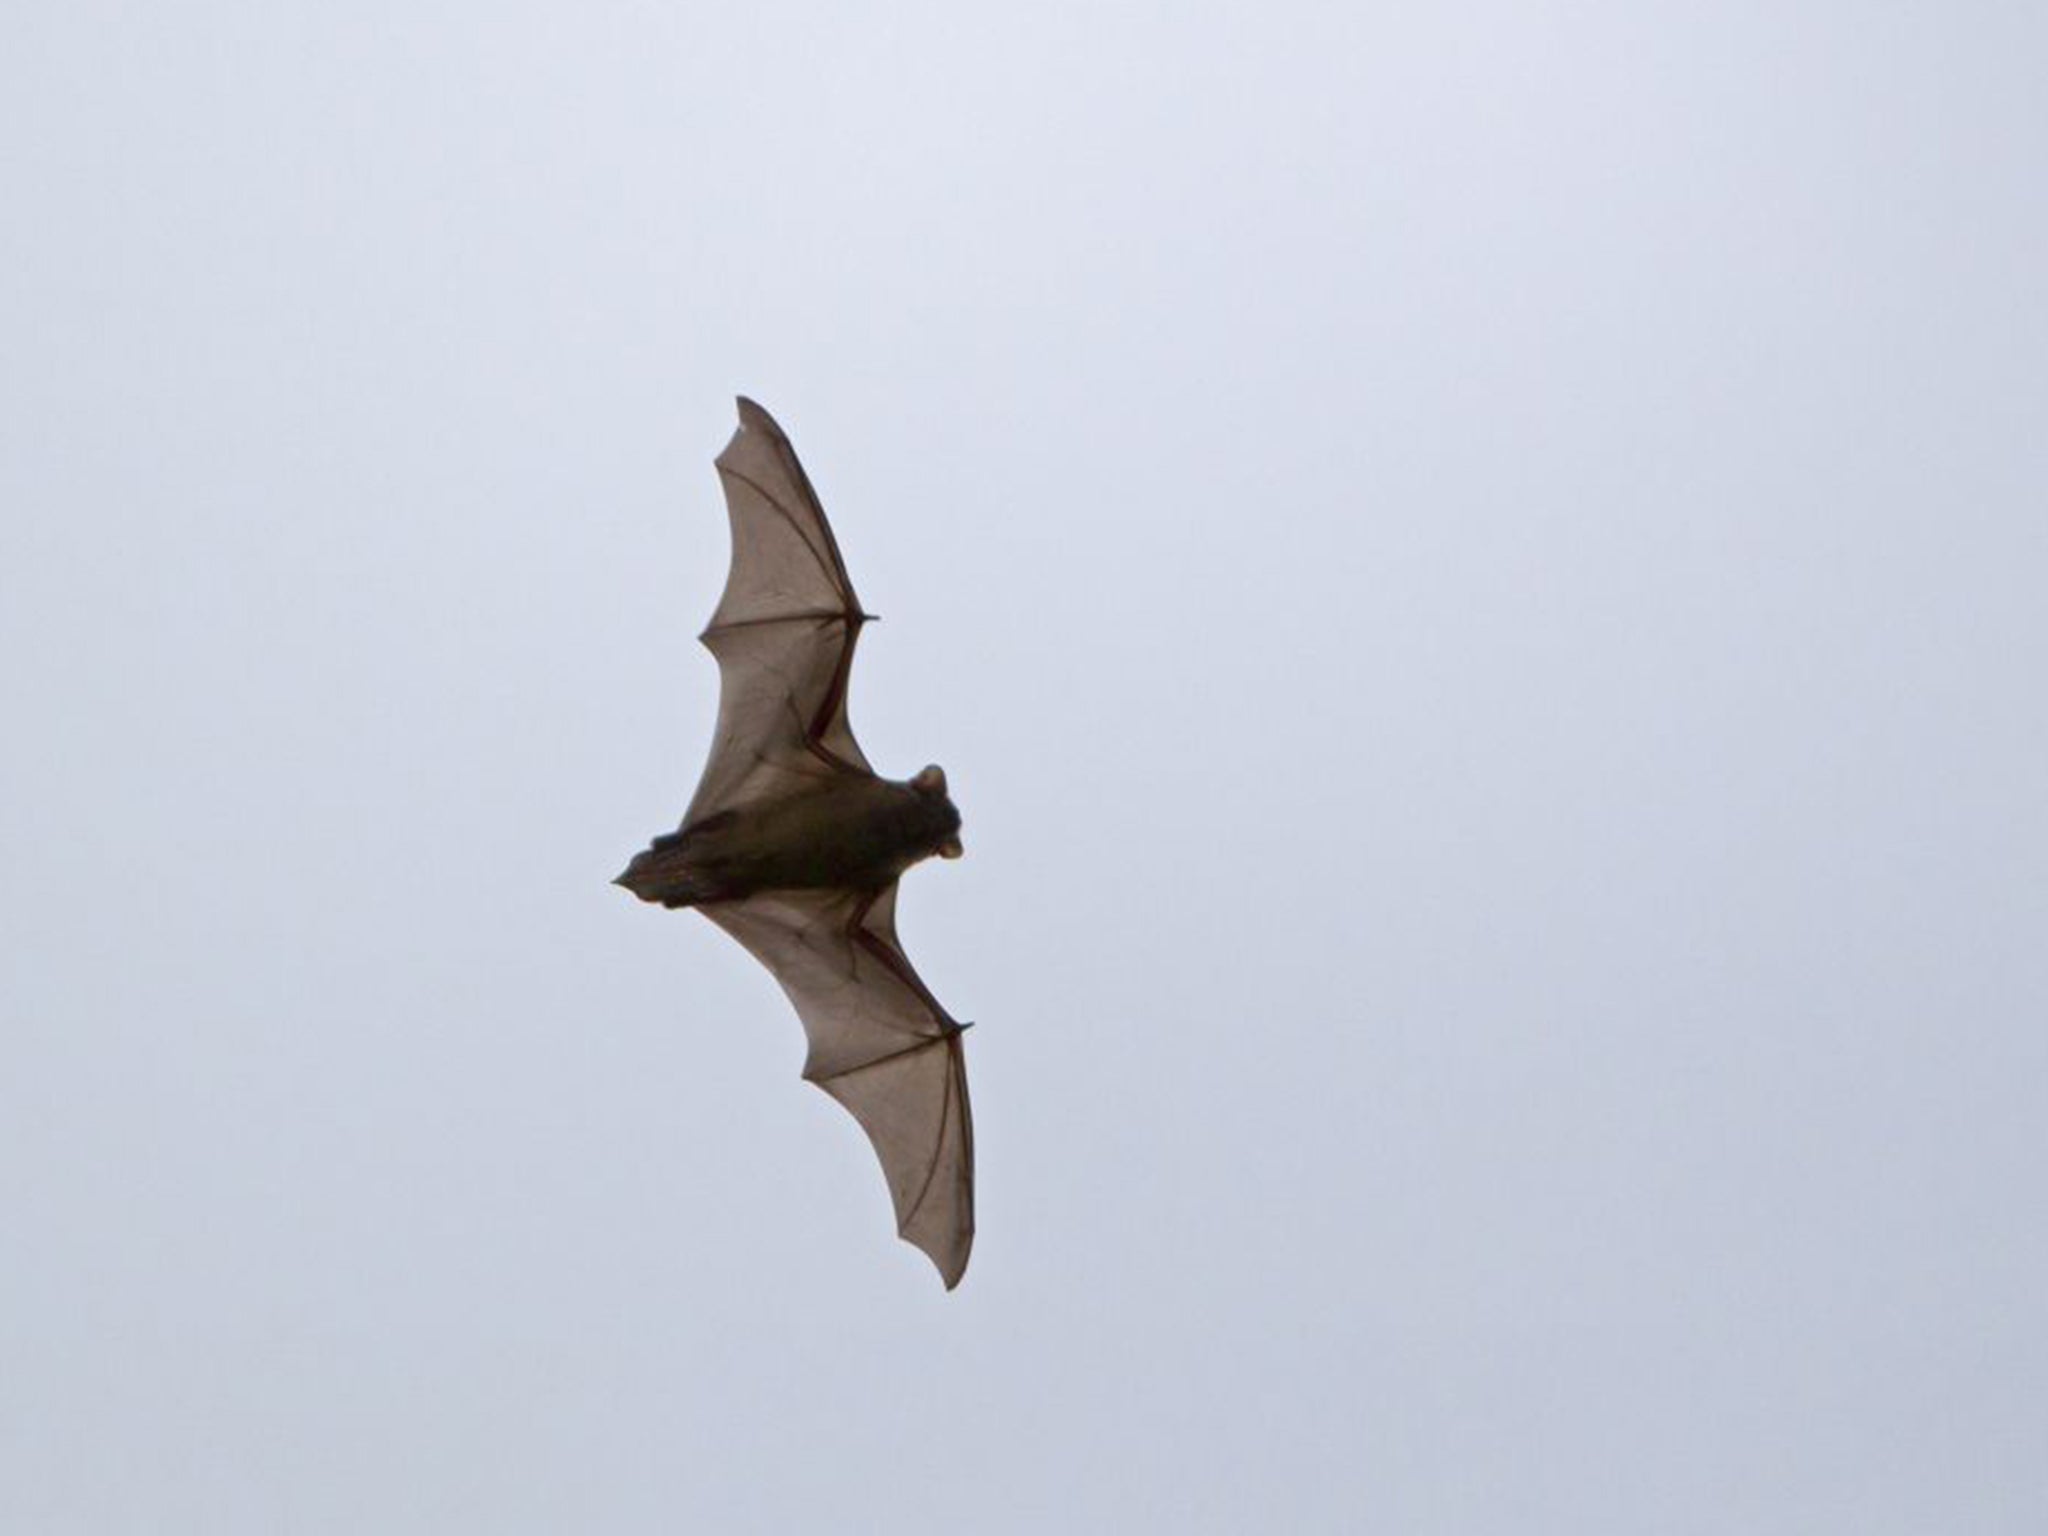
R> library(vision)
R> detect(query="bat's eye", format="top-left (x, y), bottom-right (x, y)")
top-left (912, 764), bottom-right (948, 796)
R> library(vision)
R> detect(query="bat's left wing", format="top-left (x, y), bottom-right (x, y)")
top-left (700, 882), bottom-right (974, 1288)
top-left (685, 398), bottom-right (873, 830)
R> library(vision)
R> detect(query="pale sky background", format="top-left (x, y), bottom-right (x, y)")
top-left (4, 4), bottom-right (2044, 1531)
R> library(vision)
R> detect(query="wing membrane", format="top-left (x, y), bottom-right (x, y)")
top-left (685, 398), bottom-right (871, 826)
top-left (701, 883), bottom-right (975, 1288)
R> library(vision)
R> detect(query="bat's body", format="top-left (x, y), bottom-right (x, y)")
top-left (619, 773), bottom-right (961, 907)
top-left (616, 399), bottom-right (976, 1288)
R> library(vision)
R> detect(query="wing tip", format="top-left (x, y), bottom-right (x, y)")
top-left (907, 1229), bottom-right (972, 1290)
top-left (732, 395), bottom-right (781, 437)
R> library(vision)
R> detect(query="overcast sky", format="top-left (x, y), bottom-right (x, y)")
top-left (4, 3), bottom-right (2044, 1531)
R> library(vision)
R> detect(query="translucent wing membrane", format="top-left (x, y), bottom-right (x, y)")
top-left (701, 884), bottom-right (975, 1288)
top-left (819, 1035), bottom-right (973, 1290)
top-left (684, 398), bottom-right (872, 825)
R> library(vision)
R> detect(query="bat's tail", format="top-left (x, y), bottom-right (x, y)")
top-left (614, 833), bottom-right (715, 909)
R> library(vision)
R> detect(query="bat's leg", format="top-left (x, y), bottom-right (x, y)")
top-left (615, 835), bottom-right (712, 907)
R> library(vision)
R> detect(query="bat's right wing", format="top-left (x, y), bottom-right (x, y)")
top-left (700, 882), bottom-right (975, 1288)
top-left (684, 398), bottom-right (874, 829)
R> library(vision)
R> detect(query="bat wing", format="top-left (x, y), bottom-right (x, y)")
top-left (701, 882), bottom-right (974, 1288)
top-left (685, 397), bottom-right (874, 828)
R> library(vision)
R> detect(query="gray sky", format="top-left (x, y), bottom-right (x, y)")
top-left (4, 4), bottom-right (2044, 1531)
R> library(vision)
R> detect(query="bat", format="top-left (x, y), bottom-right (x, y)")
top-left (615, 398), bottom-right (975, 1288)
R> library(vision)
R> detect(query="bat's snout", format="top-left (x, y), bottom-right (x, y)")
top-left (938, 836), bottom-right (963, 860)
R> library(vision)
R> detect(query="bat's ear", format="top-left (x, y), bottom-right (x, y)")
top-left (912, 764), bottom-right (948, 796)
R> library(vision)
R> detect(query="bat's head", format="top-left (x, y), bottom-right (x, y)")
top-left (911, 764), bottom-right (964, 860)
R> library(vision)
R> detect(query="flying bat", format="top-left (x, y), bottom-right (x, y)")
top-left (615, 398), bottom-right (975, 1288)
